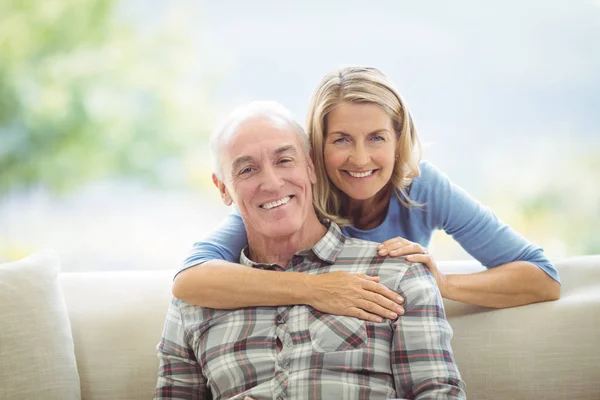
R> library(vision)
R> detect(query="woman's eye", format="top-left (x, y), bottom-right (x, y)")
top-left (371, 135), bottom-right (385, 142)
top-left (333, 137), bottom-right (348, 144)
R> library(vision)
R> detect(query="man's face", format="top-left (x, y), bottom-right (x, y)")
top-left (214, 117), bottom-right (317, 240)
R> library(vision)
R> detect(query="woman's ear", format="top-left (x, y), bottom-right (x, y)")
top-left (212, 173), bottom-right (233, 206)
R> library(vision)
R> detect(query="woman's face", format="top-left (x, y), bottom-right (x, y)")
top-left (323, 102), bottom-right (397, 201)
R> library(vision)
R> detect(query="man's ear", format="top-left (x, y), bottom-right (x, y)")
top-left (307, 156), bottom-right (317, 184)
top-left (212, 173), bottom-right (233, 206)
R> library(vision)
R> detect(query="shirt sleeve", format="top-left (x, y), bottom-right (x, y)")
top-left (416, 161), bottom-right (559, 282)
top-left (154, 298), bottom-right (209, 400)
top-left (391, 262), bottom-right (466, 400)
top-left (178, 207), bottom-right (248, 277)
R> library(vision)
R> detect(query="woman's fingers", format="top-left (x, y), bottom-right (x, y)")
top-left (310, 272), bottom-right (404, 322)
top-left (357, 274), bottom-right (380, 282)
top-left (378, 236), bottom-right (407, 248)
top-left (361, 279), bottom-right (404, 304)
top-left (360, 296), bottom-right (403, 319)
top-left (405, 253), bottom-right (434, 267)
top-left (347, 307), bottom-right (384, 323)
top-left (358, 280), bottom-right (405, 319)
top-left (377, 237), bottom-right (408, 255)
top-left (389, 243), bottom-right (426, 257)
top-left (405, 253), bottom-right (448, 296)
top-left (377, 237), bottom-right (428, 257)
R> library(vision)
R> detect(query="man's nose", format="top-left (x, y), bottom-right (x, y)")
top-left (349, 144), bottom-right (369, 167)
top-left (259, 165), bottom-right (284, 191)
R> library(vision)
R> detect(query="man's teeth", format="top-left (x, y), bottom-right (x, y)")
top-left (261, 196), bottom-right (292, 210)
top-left (347, 170), bottom-right (374, 178)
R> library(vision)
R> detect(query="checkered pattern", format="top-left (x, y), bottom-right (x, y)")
top-left (155, 222), bottom-right (465, 399)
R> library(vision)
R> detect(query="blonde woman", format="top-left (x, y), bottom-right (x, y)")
top-left (173, 66), bottom-right (560, 321)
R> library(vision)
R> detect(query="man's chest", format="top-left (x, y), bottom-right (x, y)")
top-left (183, 305), bottom-right (395, 398)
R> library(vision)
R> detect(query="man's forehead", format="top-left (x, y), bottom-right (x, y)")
top-left (225, 119), bottom-right (300, 159)
top-left (229, 143), bottom-right (299, 167)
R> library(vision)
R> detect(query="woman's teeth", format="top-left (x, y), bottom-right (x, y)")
top-left (261, 196), bottom-right (291, 210)
top-left (347, 170), bottom-right (374, 178)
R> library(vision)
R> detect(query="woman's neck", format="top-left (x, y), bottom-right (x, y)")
top-left (343, 184), bottom-right (393, 230)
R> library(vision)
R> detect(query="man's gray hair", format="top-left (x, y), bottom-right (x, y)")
top-left (210, 101), bottom-right (310, 180)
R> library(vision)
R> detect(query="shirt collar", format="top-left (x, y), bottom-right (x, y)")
top-left (310, 221), bottom-right (345, 264)
top-left (239, 220), bottom-right (346, 267)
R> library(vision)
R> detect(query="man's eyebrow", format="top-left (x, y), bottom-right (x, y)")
top-left (231, 155), bottom-right (254, 172)
top-left (274, 144), bottom-right (298, 157)
top-left (231, 145), bottom-right (297, 172)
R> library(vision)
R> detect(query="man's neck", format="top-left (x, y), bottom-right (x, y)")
top-left (247, 212), bottom-right (327, 266)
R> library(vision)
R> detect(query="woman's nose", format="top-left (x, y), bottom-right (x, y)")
top-left (349, 145), bottom-right (369, 167)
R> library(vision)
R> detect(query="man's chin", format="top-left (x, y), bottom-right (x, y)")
top-left (256, 221), bottom-right (303, 239)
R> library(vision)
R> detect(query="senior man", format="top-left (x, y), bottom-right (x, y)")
top-left (154, 101), bottom-right (465, 400)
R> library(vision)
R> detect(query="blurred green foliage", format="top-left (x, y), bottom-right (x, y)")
top-left (0, 0), bottom-right (211, 193)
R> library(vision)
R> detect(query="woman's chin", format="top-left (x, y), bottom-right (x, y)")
top-left (341, 189), bottom-right (377, 201)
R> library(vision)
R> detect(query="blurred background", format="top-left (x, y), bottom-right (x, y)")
top-left (1, 0), bottom-right (599, 272)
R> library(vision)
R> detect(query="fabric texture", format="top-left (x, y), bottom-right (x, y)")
top-left (0, 250), bottom-right (81, 400)
top-left (47, 255), bottom-right (599, 400)
top-left (445, 255), bottom-right (600, 399)
top-left (155, 222), bottom-right (465, 399)
top-left (179, 161), bottom-right (559, 282)
top-left (59, 269), bottom-right (174, 400)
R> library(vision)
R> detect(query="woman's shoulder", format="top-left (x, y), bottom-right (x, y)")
top-left (409, 160), bottom-right (451, 199)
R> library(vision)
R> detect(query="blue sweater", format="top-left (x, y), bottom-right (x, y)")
top-left (181, 161), bottom-right (559, 282)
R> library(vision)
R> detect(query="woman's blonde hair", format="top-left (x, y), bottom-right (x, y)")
top-left (306, 66), bottom-right (422, 226)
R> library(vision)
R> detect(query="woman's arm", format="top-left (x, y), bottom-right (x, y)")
top-left (405, 255), bottom-right (560, 308)
top-left (173, 261), bottom-right (404, 322)
top-left (174, 210), bottom-right (404, 321)
top-left (380, 162), bottom-right (561, 308)
top-left (379, 236), bottom-right (559, 307)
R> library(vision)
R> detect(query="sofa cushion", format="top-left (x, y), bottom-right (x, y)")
top-left (0, 250), bottom-right (81, 400)
top-left (59, 269), bottom-right (174, 400)
top-left (445, 255), bottom-right (600, 399)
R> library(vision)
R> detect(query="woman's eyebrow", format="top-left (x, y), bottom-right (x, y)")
top-left (329, 129), bottom-right (391, 136)
top-left (368, 129), bottom-right (392, 136)
top-left (328, 131), bottom-right (351, 137)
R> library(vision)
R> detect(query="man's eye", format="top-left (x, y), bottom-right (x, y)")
top-left (239, 167), bottom-right (253, 175)
top-left (279, 158), bottom-right (293, 164)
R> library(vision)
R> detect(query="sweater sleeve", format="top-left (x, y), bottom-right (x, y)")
top-left (177, 208), bottom-right (248, 277)
top-left (415, 162), bottom-right (559, 283)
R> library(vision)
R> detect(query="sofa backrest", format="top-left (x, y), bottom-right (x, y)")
top-left (59, 256), bottom-right (600, 400)
top-left (60, 270), bottom-right (173, 400)
top-left (444, 256), bottom-right (600, 399)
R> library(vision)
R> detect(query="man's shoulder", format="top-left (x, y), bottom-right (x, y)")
top-left (339, 237), bottom-right (427, 271)
top-left (335, 238), bottom-right (431, 288)
top-left (170, 298), bottom-right (215, 327)
top-left (341, 236), bottom-right (381, 252)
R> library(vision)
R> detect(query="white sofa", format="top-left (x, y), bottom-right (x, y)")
top-left (1, 252), bottom-right (599, 399)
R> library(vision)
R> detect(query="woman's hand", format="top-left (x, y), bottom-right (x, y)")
top-left (307, 272), bottom-right (405, 323)
top-left (377, 237), bottom-right (449, 297)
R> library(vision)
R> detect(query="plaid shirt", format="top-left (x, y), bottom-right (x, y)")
top-left (155, 222), bottom-right (465, 400)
